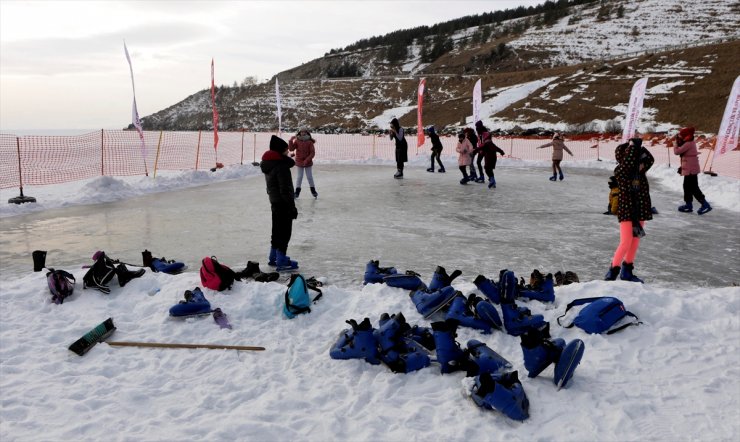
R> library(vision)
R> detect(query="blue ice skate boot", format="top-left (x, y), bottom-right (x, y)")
top-left (431, 319), bottom-right (471, 374)
top-left (500, 302), bottom-right (547, 337)
top-left (169, 287), bottom-right (211, 317)
top-left (678, 202), bottom-right (693, 213)
top-left (409, 286), bottom-right (460, 318)
top-left (407, 324), bottom-right (435, 351)
top-left (474, 274), bottom-right (501, 304)
top-left (373, 312), bottom-right (409, 354)
top-left (428, 265), bottom-right (462, 291)
top-left (499, 270), bottom-right (519, 304)
top-left (553, 339), bottom-right (585, 389)
top-left (474, 299), bottom-right (503, 330)
top-left (488, 176), bottom-right (496, 189)
top-left (383, 271), bottom-right (425, 290)
top-left (363, 260), bottom-right (397, 284)
top-left (475, 176), bottom-right (485, 183)
top-left (467, 339), bottom-right (512, 376)
top-left (268, 247), bottom-right (277, 267)
top-left (519, 272), bottom-right (555, 303)
top-left (471, 371), bottom-right (529, 421)
top-left (330, 318), bottom-right (381, 365)
top-left (559, 172), bottom-right (564, 181)
top-left (604, 265), bottom-right (620, 281)
top-left (460, 176), bottom-right (470, 185)
top-left (275, 250), bottom-right (298, 271)
top-left (549, 175), bottom-right (557, 181)
top-left (619, 262), bottom-right (643, 283)
top-left (445, 295), bottom-right (492, 334)
top-left (698, 201), bottom-right (712, 215)
top-left (391, 338), bottom-right (432, 373)
top-left (519, 323), bottom-right (565, 378)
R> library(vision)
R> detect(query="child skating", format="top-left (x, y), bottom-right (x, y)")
top-left (536, 133), bottom-right (573, 181)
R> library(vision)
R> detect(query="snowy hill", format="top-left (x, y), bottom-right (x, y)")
top-left (141, 0), bottom-right (740, 134)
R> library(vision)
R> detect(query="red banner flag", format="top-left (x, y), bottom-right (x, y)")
top-left (211, 59), bottom-right (220, 158)
top-left (417, 78), bottom-right (426, 148)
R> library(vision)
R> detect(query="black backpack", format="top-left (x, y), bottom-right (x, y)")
top-left (83, 253), bottom-right (117, 294)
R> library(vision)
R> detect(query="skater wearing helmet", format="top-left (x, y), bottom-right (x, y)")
top-left (674, 127), bottom-right (711, 215)
top-left (426, 126), bottom-right (445, 173)
top-left (536, 132), bottom-right (573, 181)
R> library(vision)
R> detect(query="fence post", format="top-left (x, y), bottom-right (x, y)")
top-left (510, 137), bottom-right (514, 158)
top-left (101, 129), bottom-right (105, 176)
top-left (153, 130), bottom-right (163, 178)
top-left (372, 135), bottom-right (376, 158)
top-left (7, 137), bottom-right (36, 204)
top-left (195, 130), bottom-right (202, 170)
top-left (240, 129), bottom-right (245, 165)
top-left (253, 133), bottom-right (257, 163)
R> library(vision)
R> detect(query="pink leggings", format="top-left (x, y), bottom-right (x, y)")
top-left (611, 221), bottom-right (644, 267)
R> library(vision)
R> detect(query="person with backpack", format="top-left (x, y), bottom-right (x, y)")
top-left (536, 132), bottom-right (574, 181)
top-left (425, 125), bottom-right (445, 173)
top-left (261, 135), bottom-right (299, 271)
top-left (605, 138), bottom-right (654, 283)
top-left (288, 128), bottom-right (318, 199)
top-left (674, 126), bottom-right (712, 215)
top-left (389, 118), bottom-right (408, 179)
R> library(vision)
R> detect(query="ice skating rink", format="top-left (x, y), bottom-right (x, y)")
top-left (1, 163), bottom-right (738, 287)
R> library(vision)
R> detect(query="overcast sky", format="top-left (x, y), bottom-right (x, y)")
top-left (0, 0), bottom-right (543, 131)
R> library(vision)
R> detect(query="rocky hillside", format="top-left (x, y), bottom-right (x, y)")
top-left (141, 0), bottom-right (740, 134)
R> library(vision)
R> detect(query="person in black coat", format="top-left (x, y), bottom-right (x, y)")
top-left (261, 135), bottom-right (299, 270)
top-left (426, 125), bottom-right (445, 173)
top-left (389, 118), bottom-right (408, 179)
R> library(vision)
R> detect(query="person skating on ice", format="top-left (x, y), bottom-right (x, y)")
top-left (426, 125), bottom-right (445, 173)
top-left (288, 128), bottom-right (318, 198)
top-left (673, 126), bottom-right (712, 215)
top-left (389, 118), bottom-right (408, 179)
top-left (536, 132), bottom-right (574, 181)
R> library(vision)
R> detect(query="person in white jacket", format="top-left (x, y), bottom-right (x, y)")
top-left (536, 133), bottom-right (573, 181)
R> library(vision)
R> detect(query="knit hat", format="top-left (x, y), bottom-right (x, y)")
top-left (678, 127), bottom-right (695, 141)
top-left (457, 131), bottom-right (465, 139)
top-left (475, 120), bottom-right (484, 130)
top-left (427, 125), bottom-right (435, 135)
top-left (269, 135), bottom-right (288, 152)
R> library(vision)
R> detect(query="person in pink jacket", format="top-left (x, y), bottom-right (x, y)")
top-left (288, 128), bottom-right (317, 198)
top-left (536, 133), bottom-right (573, 181)
top-left (455, 131), bottom-right (474, 185)
top-left (674, 126), bottom-right (711, 214)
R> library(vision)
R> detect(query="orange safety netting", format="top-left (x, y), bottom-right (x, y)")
top-left (1, 130), bottom-right (738, 190)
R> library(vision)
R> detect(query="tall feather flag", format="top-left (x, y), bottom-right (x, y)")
top-left (417, 78), bottom-right (426, 148)
top-left (275, 78), bottom-right (282, 136)
top-left (621, 77), bottom-right (649, 142)
top-left (123, 41), bottom-right (148, 176)
top-left (713, 76), bottom-right (740, 160)
top-left (472, 79), bottom-right (482, 125)
top-left (210, 58), bottom-right (220, 165)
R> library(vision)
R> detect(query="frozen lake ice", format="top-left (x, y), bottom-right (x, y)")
top-left (1, 163), bottom-right (737, 288)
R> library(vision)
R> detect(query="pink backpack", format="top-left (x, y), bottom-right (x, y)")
top-left (200, 256), bottom-right (236, 291)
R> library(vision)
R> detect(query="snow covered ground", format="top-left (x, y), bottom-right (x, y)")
top-left (1, 157), bottom-right (738, 441)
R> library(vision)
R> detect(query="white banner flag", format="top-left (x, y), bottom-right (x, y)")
top-left (621, 77), bottom-right (649, 142)
top-left (472, 79), bottom-right (482, 124)
top-left (123, 41), bottom-right (148, 174)
top-left (715, 76), bottom-right (740, 158)
top-left (275, 78), bottom-right (282, 135)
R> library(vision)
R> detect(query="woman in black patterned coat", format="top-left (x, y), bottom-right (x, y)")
top-left (605, 138), bottom-right (654, 283)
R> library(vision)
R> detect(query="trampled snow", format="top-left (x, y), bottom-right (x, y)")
top-left (1, 158), bottom-right (739, 441)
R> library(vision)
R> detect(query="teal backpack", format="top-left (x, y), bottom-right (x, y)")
top-left (283, 274), bottom-right (323, 319)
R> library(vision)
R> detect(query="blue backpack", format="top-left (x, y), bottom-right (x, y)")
top-left (283, 274), bottom-right (323, 319)
top-left (557, 297), bottom-right (641, 334)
